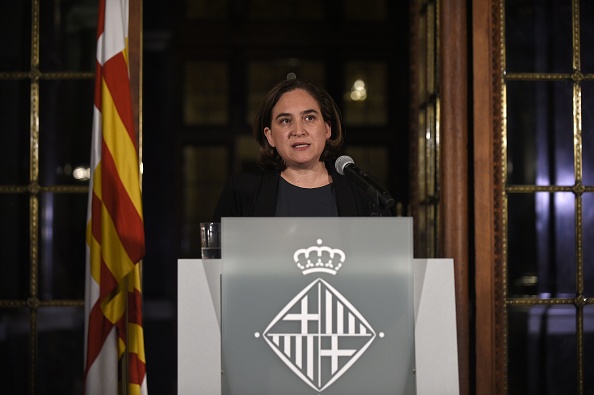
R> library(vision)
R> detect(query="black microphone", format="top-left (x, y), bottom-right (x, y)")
top-left (335, 155), bottom-right (395, 208)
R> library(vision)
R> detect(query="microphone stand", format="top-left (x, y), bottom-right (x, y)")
top-left (371, 202), bottom-right (381, 217)
top-left (370, 199), bottom-right (394, 217)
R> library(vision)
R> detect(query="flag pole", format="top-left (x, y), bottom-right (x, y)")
top-left (123, 0), bottom-right (141, 392)
top-left (122, 274), bottom-right (130, 395)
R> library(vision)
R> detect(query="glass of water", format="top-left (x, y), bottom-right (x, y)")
top-left (200, 222), bottom-right (221, 259)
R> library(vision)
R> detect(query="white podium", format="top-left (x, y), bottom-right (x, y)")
top-left (177, 258), bottom-right (459, 395)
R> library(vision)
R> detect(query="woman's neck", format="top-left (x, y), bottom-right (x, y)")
top-left (281, 163), bottom-right (332, 188)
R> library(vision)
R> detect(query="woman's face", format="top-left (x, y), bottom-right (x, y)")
top-left (264, 89), bottom-right (331, 171)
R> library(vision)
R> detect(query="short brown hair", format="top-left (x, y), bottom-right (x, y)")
top-left (253, 79), bottom-right (344, 171)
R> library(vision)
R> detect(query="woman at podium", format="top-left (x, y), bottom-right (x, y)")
top-left (213, 79), bottom-right (393, 219)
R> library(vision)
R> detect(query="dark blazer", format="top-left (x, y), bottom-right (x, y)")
top-left (212, 162), bottom-right (392, 221)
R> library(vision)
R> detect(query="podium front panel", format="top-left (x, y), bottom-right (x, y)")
top-left (221, 217), bottom-right (415, 395)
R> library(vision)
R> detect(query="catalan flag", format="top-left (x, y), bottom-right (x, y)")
top-left (84, 0), bottom-right (147, 394)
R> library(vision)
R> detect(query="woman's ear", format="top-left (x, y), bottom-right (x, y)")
top-left (264, 127), bottom-right (276, 147)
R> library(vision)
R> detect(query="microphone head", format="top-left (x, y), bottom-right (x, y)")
top-left (335, 155), bottom-right (354, 175)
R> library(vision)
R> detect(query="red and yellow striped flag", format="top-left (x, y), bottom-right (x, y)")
top-left (84, 0), bottom-right (147, 394)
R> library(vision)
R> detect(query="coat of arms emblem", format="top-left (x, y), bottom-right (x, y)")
top-left (255, 239), bottom-right (382, 392)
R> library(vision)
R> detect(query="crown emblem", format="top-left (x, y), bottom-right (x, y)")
top-left (293, 239), bottom-right (345, 275)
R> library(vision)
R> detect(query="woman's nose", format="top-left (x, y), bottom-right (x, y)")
top-left (292, 120), bottom-right (307, 136)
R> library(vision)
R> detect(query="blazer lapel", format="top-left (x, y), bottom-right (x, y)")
top-left (332, 170), bottom-right (359, 216)
top-left (253, 171), bottom-right (279, 216)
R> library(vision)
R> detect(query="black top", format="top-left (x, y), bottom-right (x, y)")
top-left (212, 161), bottom-right (392, 221)
top-left (275, 177), bottom-right (338, 217)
